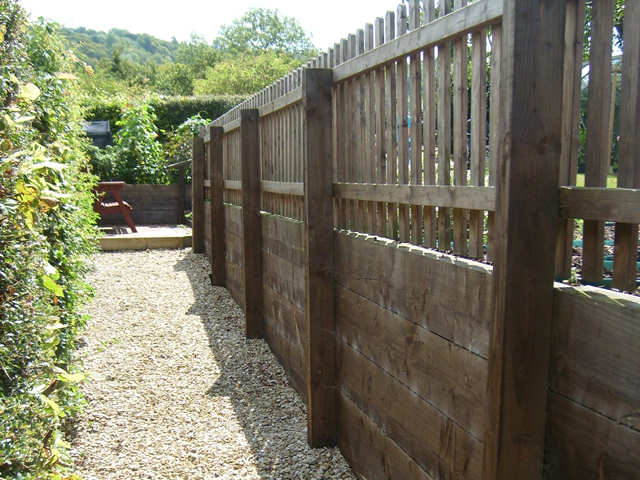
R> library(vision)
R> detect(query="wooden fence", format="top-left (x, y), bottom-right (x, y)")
top-left (192, 0), bottom-right (640, 478)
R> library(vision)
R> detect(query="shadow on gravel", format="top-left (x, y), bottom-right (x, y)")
top-left (174, 252), bottom-right (346, 480)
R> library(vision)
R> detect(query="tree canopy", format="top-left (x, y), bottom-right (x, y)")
top-left (214, 8), bottom-right (316, 59)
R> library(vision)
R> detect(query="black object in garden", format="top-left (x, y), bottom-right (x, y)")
top-left (82, 120), bottom-right (113, 149)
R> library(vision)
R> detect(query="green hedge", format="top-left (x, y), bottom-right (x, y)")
top-left (85, 94), bottom-right (245, 141)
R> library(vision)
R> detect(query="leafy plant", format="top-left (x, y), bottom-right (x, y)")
top-left (1, 3), bottom-right (98, 478)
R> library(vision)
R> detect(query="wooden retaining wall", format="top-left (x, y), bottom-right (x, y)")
top-left (96, 184), bottom-right (192, 226)
top-left (191, 0), bottom-right (640, 478)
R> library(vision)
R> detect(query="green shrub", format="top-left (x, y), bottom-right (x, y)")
top-left (1, 3), bottom-right (98, 478)
top-left (84, 94), bottom-right (244, 142)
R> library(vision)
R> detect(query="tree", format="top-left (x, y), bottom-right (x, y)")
top-left (193, 51), bottom-right (302, 96)
top-left (214, 8), bottom-right (316, 60)
top-left (174, 33), bottom-right (219, 80)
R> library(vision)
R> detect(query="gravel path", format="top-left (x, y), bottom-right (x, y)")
top-left (72, 249), bottom-right (356, 480)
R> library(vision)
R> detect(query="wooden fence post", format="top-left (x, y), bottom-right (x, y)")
top-left (192, 134), bottom-right (205, 254)
top-left (482, 2), bottom-right (566, 480)
top-left (177, 165), bottom-right (185, 225)
top-left (303, 68), bottom-right (336, 448)
top-left (208, 124), bottom-right (225, 287)
top-left (240, 109), bottom-right (263, 339)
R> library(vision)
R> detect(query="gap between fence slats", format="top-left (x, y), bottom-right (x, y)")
top-left (332, 0), bottom-right (502, 85)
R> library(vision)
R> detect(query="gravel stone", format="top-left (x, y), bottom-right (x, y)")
top-left (71, 249), bottom-right (356, 480)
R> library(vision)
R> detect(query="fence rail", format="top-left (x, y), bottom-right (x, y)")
top-left (192, 1), bottom-right (640, 479)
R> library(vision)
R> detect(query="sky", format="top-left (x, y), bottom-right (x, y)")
top-left (19, 0), bottom-right (408, 52)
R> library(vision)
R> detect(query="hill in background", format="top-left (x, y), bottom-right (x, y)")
top-left (62, 26), bottom-right (179, 65)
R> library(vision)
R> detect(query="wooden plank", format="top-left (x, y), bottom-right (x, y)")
top-left (223, 117), bottom-right (241, 133)
top-left (224, 180), bottom-right (242, 191)
top-left (374, 17), bottom-right (387, 238)
top-left (337, 393), bottom-right (436, 480)
top-left (348, 33), bottom-right (358, 230)
top-left (613, 1), bottom-right (640, 292)
top-left (397, 4), bottom-right (410, 243)
top-left (469, 29), bottom-right (487, 259)
top-left (355, 28), bottom-right (366, 233)
top-left (258, 86), bottom-right (303, 117)
top-left (208, 125), bottom-right (225, 286)
top-left (260, 181), bottom-right (304, 196)
top-left (224, 230), bottom-right (243, 267)
top-left (337, 341), bottom-right (483, 480)
top-left (332, 0), bottom-right (503, 84)
top-left (224, 204), bottom-right (242, 238)
top-left (482, 2), bottom-right (566, 479)
top-left (409, 0), bottom-right (423, 247)
top-left (262, 249), bottom-right (305, 310)
top-left (264, 315), bottom-right (307, 402)
top-left (559, 187), bottom-right (640, 223)
top-left (334, 231), bottom-right (492, 358)
top-left (261, 213), bottom-right (304, 267)
top-left (225, 256), bottom-right (245, 311)
top-left (582, 0), bottom-right (615, 284)
top-left (423, 0), bottom-right (437, 249)
top-left (550, 285), bottom-right (640, 426)
top-left (240, 109), bottom-right (264, 339)
top-left (336, 285), bottom-right (488, 439)
top-left (303, 68), bottom-right (336, 447)
top-left (334, 183), bottom-right (495, 211)
top-left (263, 283), bottom-right (306, 353)
top-left (385, 11), bottom-right (398, 240)
top-left (486, 25), bottom-right (501, 262)
top-left (452, 0), bottom-right (469, 256)
top-left (192, 135), bottom-right (205, 253)
top-left (365, 23), bottom-right (376, 235)
top-left (555, 0), bottom-right (586, 279)
top-left (544, 392), bottom-right (640, 480)
top-left (436, 0), bottom-right (452, 251)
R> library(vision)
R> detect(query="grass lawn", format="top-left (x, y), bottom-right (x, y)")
top-left (575, 173), bottom-right (618, 188)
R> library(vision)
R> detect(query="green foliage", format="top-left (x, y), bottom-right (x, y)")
top-left (214, 7), bottom-right (316, 60)
top-left (164, 113), bottom-right (212, 183)
top-left (1, 3), bottom-right (98, 478)
top-left (85, 94), bottom-right (244, 145)
top-left (61, 26), bottom-right (178, 66)
top-left (87, 101), bottom-right (167, 184)
top-left (193, 51), bottom-right (302, 96)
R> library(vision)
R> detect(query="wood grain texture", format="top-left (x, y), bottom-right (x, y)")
top-left (303, 68), bottom-right (336, 447)
top-left (264, 314), bottom-right (307, 402)
top-left (208, 125), bottom-right (225, 286)
top-left (550, 285), bottom-right (640, 427)
top-left (332, 0), bottom-right (502, 84)
top-left (337, 392), bottom-right (437, 480)
top-left (334, 183), bottom-right (495, 210)
top-left (612, 0), bottom-right (640, 291)
top-left (337, 340), bottom-right (483, 480)
top-left (582, 0), bottom-right (615, 284)
top-left (559, 187), bottom-right (640, 223)
top-left (224, 204), bottom-right (243, 238)
top-left (336, 285), bottom-right (488, 440)
top-left (224, 230), bottom-right (243, 267)
top-left (240, 109), bottom-right (264, 339)
top-left (423, 0), bottom-right (437, 249)
top-left (225, 256), bottom-right (244, 311)
top-left (482, 1), bottom-right (566, 478)
top-left (436, 0), bottom-right (452, 251)
top-left (544, 392), bottom-right (640, 480)
top-left (334, 231), bottom-right (492, 358)
top-left (262, 249), bottom-right (305, 311)
top-left (261, 213), bottom-right (304, 267)
top-left (192, 135), bottom-right (205, 253)
top-left (555, 0), bottom-right (586, 279)
top-left (263, 283), bottom-right (306, 352)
